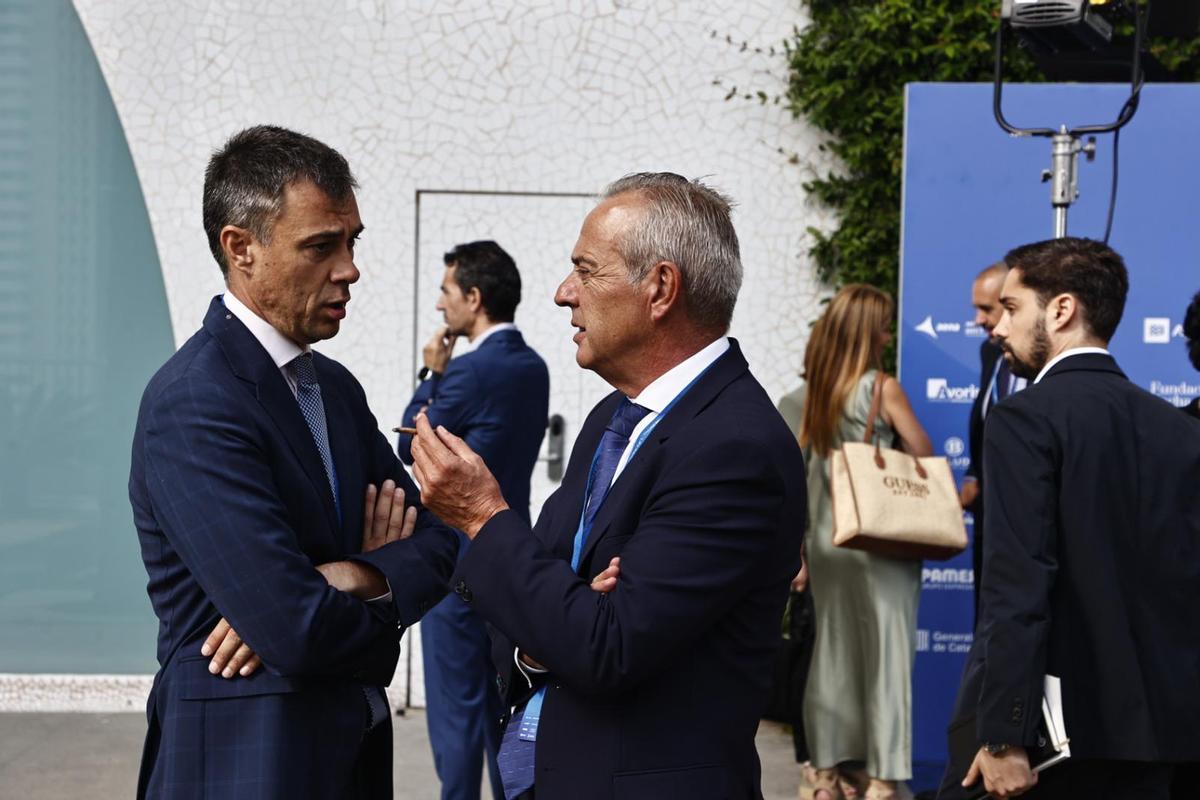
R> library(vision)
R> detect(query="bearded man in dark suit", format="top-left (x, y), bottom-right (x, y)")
top-left (942, 237), bottom-right (1200, 800)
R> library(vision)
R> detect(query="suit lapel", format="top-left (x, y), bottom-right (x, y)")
top-left (542, 392), bottom-right (620, 565)
top-left (577, 341), bottom-right (749, 571)
top-left (203, 298), bottom-right (342, 539)
top-left (318, 363), bottom-right (363, 552)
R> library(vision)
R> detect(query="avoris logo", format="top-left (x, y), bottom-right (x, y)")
top-left (925, 378), bottom-right (979, 403)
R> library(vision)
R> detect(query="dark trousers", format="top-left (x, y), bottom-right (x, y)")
top-left (422, 588), bottom-right (505, 800)
top-left (939, 758), bottom-right (1177, 800)
top-left (1026, 759), bottom-right (1175, 799)
top-left (969, 498), bottom-right (984, 628)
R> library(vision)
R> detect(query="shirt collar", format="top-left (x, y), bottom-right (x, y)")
top-left (630, 336), bottom-right (730, 413)
top-left (456, 322), bottom-right (517, 356)
top-left (1034, 346), bottom-right (1110, 384)
top-left (223, 291), bottom-right (307, 369)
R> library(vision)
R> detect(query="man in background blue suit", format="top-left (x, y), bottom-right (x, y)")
top-left (128, 126), bottom-right (458, 799)
top-left (397, 240), bottom-right (550, 800)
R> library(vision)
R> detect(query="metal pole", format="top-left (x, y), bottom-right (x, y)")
top-left (1042, 127), bottom-right (1095, 239)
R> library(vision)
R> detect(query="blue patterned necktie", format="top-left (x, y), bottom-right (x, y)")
top-left (289, 353), bottom-right (341, 522)
top-left (577, 397), bottom-right (652, 561)
top-left (290, 354), bottom-right (389, 730)
top-left (497, 397), bottom-right (651, 800)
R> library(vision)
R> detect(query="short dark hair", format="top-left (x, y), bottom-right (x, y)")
top-left (1184, 290), bottom-right (1200, 372)
top-left (443, 241), bottom-right (521, 322)
top-left (203, 125), bottom-right (358, 276)
top-left (1004, 237), bottom-right (1129, 343)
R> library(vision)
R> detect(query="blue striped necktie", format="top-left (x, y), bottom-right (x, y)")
top-left (496, 397), bottom-right (650, 799)
top-left (289, 353), bottom-right (341, 521)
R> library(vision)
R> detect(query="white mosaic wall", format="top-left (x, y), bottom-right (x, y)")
top-left (72, 0), bottom-right (830, 413)
top-left (63, 0), bottom-right (833, 704)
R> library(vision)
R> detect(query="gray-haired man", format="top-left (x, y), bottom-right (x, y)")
top-left (408, 173), bottom-right (806, 799)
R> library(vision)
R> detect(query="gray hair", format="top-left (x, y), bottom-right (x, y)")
top-left (602, 172), bottom-right (743, 332)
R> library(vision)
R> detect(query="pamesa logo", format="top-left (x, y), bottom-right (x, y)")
top-left (926, 378), bottom-right (979, 403)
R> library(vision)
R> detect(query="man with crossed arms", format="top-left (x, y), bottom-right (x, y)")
top-left (130, 126), bottom-right (456, 799)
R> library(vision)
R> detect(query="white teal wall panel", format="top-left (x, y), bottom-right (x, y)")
top-left (40, 0), bottom-right (835, 701)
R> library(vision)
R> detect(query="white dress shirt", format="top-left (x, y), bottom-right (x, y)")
top-left (613, 336), bottom-right (731, 484)
top-left (1034, 346), bottom-right (1111, 384)
top-left (453, 321), bottom-right (517, 356)
top-left (223, 291), bottom-right (307, 397)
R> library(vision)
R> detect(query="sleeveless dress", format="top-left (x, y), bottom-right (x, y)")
top-left (778, 370), bottom-right (921, 780)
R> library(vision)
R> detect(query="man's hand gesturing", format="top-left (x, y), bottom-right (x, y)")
top-left (410, 413), bottom-right (509, 539)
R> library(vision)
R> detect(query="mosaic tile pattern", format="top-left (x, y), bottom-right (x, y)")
top-left (71, 0), bottom-right (834, 704)
top-left (0, 673), bottom-right (152, 712)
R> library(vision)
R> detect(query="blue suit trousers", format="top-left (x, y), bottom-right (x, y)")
top-left (422, 575), bottom-right (505, 800)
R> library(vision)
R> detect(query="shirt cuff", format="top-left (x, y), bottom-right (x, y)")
top-left (513, 647), bottom-right (548, 689)
top-left (366, 579), bottom-right (394, 605)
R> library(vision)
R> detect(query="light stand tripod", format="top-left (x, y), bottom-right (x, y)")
top-left (993, 1), bottom-right (1147, 239)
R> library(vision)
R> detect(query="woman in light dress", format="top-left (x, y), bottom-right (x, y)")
top-left (778, 284), bottom-right (932, 800)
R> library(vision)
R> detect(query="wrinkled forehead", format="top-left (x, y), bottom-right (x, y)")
top-left (275, 181), bottom-right (360, 232)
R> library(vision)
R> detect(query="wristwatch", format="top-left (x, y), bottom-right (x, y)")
top-left (417, 366), bottom-right (439, 381)
top-left (983, 742), bottom-right (1012, 755)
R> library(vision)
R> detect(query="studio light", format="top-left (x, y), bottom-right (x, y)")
top-left (1002, 0), bottom-right (1115, 55)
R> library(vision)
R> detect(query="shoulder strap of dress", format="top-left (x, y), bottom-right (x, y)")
top-left (862, 371), bottom-right (889, 444)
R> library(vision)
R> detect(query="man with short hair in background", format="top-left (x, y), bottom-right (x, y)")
top-left (959, 260), bottom-right (1025, 623)
top-left (129, 125), bottom-right (457, 799)
top-left (397, 240), bottom-right (549, 800)
top-left (943, 237), bottom-right (1200, 799)
top-left (409, 173), bottom-right (806, 799)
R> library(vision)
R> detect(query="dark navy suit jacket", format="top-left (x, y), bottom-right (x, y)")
top-left (451, 341), bottom-right (806, 800)
top-left (128, 297), bottom-right (457, 799)
top-left (960, 354), bottom-right (1200, 762)
top-left (966, 339), bottom-right (1004, 620)
top-left (397, 327), bottom-right (549, 525)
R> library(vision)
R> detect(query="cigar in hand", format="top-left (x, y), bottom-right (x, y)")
top-left (392, 426), bottom-right (418, 435)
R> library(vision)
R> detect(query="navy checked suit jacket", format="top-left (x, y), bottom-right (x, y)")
top-left (451, 341), bottom-right (806, 800)
top-left (397, 327), bottom-right (549, 526)
top-left (128, 297), bottom-right (458, 799)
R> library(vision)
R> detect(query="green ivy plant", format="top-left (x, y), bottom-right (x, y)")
top-left (786, 0), bottom-right (1200, 295)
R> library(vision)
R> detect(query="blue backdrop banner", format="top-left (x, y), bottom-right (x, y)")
top-left (899, 82), bottom-right (1200, 790)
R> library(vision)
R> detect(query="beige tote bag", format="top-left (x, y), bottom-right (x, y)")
top-left (829, 373), bottom-right (967, 561)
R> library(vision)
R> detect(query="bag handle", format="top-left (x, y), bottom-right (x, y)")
top-left (862, 372), bottom-right (927, 478)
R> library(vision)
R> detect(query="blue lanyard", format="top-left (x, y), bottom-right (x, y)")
top-left (987, 358), bottom-right (1003, 413)
top-left (521, 361), bottom-right (717, 745)
top-left (569, 363), bottom-right (714, 571)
